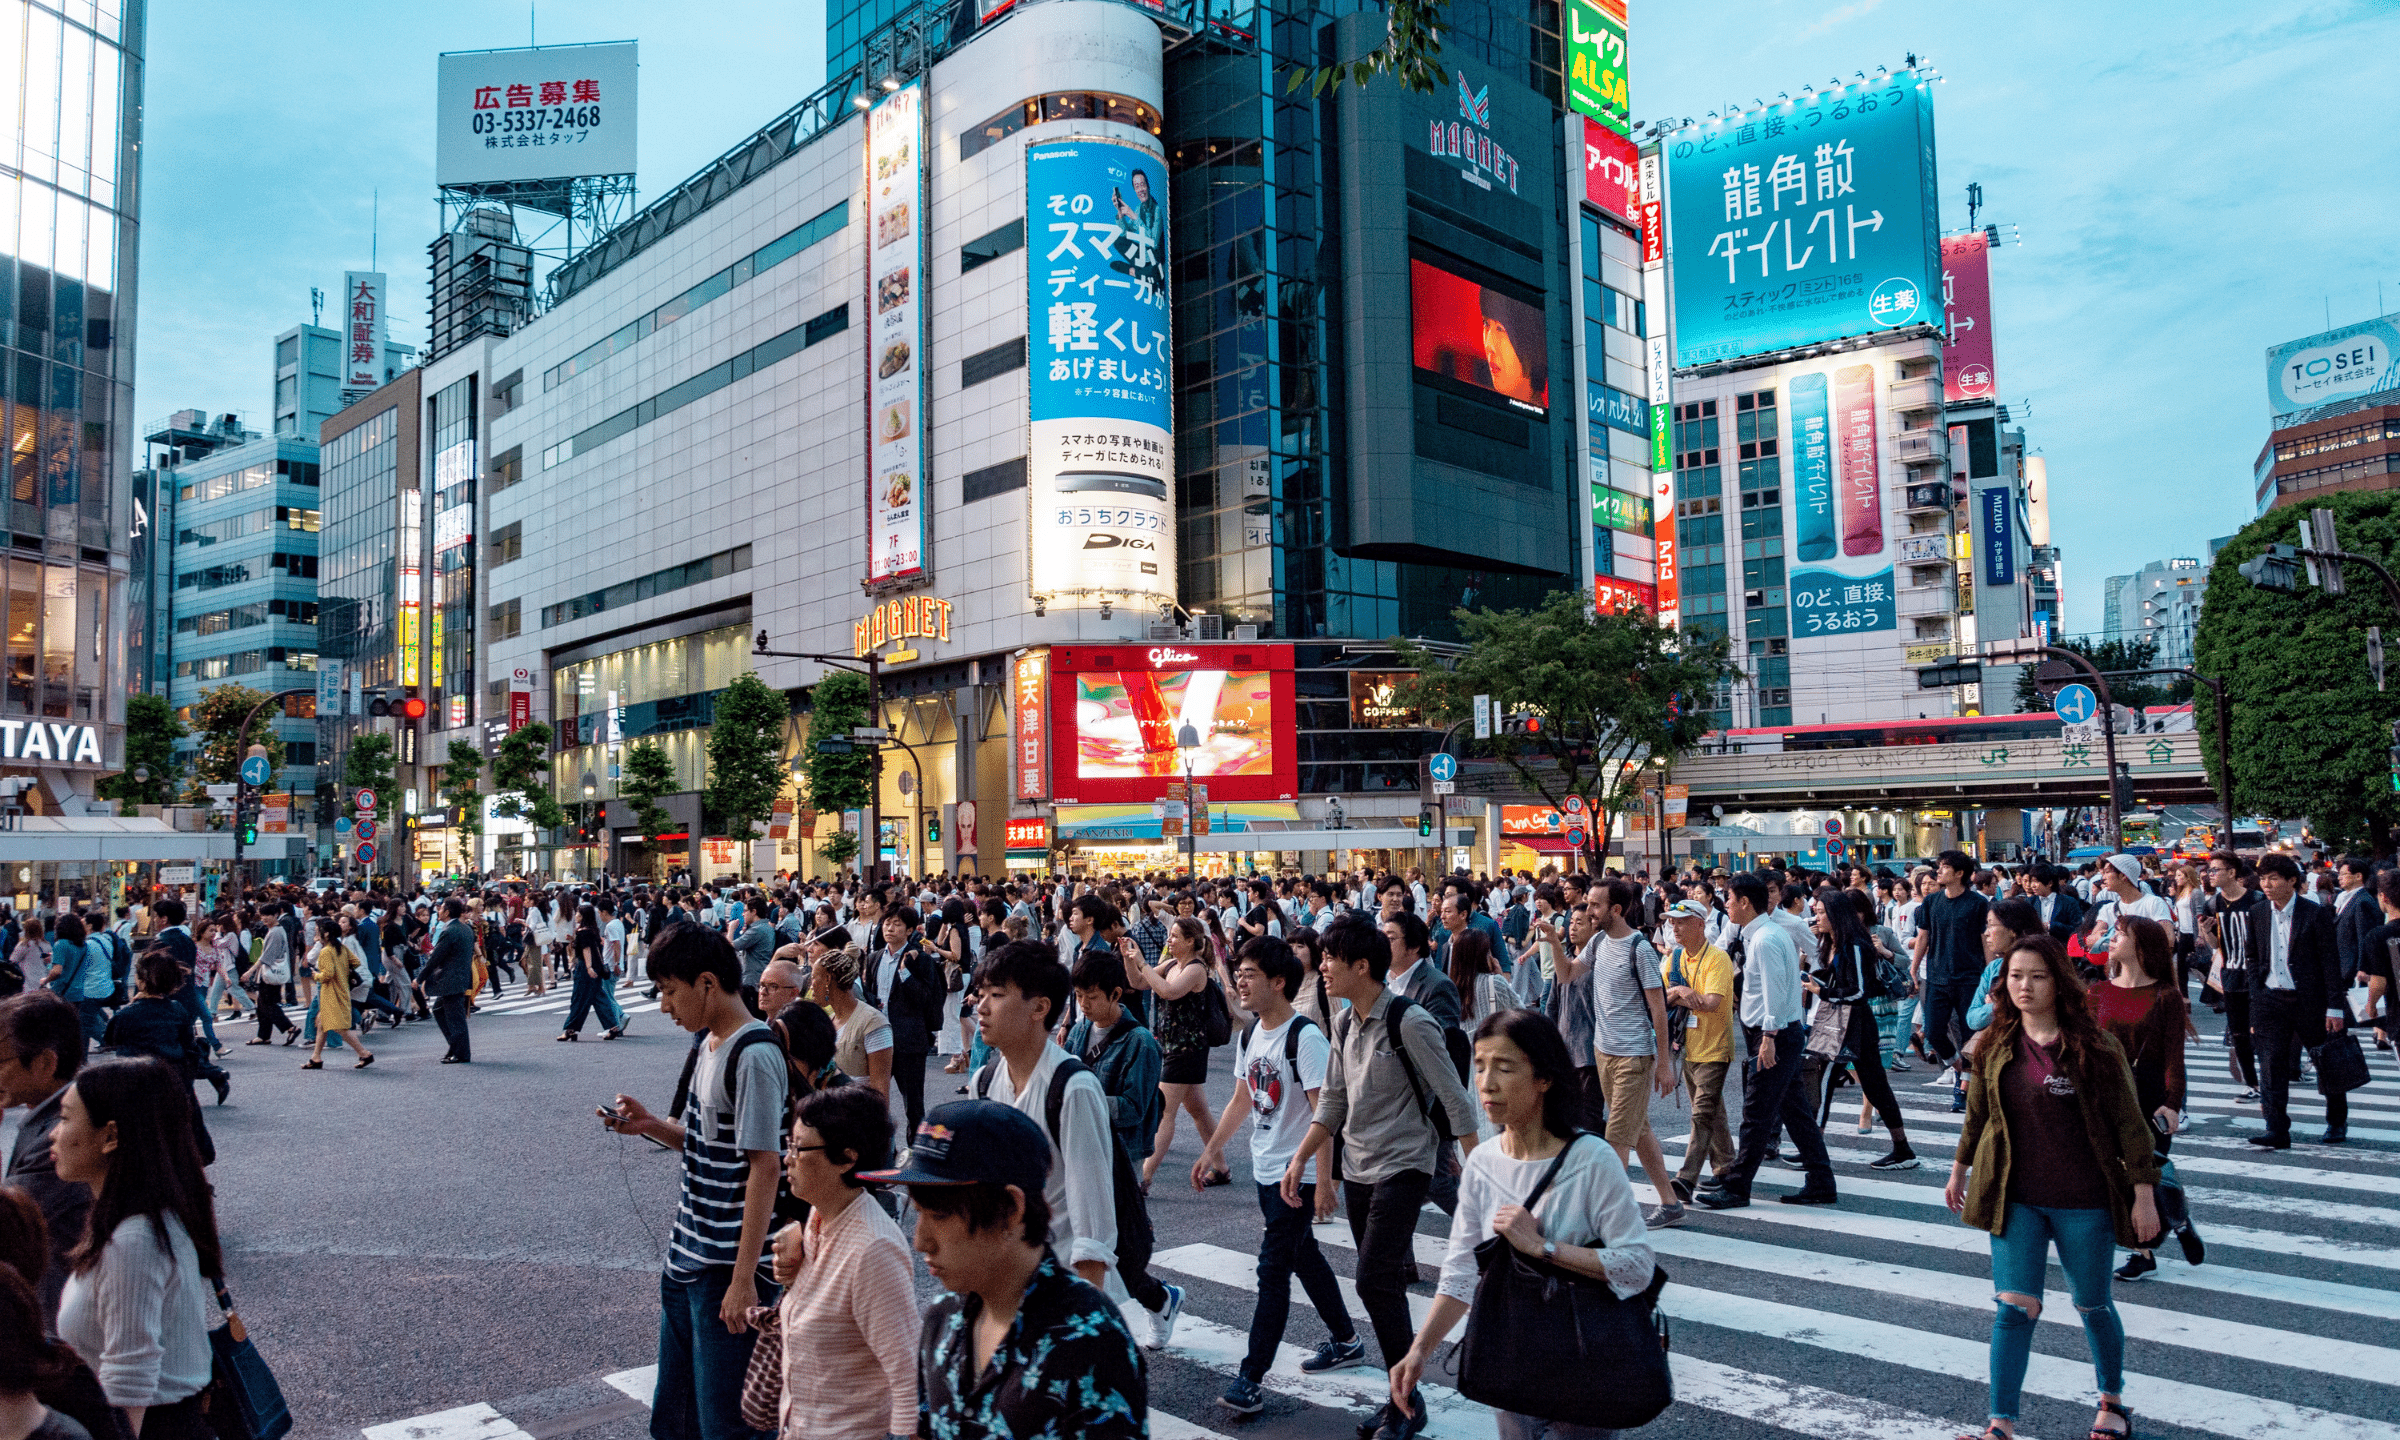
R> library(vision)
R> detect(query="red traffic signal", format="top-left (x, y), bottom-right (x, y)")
top-left (397, 695), bottom-right (428, 720)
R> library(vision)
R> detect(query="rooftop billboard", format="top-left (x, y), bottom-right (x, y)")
top-left (2267, 314), bottom-right (2400, 418)
top-left (435, 42), bottom-right (637, 189)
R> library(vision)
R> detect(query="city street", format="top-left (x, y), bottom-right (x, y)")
top-left (14, 987), bottom-right (2394, 1440)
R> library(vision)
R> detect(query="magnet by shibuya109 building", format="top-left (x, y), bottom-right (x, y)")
top-left (1044, 643), bottom-right (1298, 804)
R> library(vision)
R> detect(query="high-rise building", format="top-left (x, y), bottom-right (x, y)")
top-left (273, 323), bottom-right (414, 442)
top-left (0, 0), bottom-right (144, 817)
top-left (2257, 312), bottom-right (2400, 512)
top-left (2099, 556), bottom-right (2205, 668)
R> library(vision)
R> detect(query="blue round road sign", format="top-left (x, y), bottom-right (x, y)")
top-left (354, 842), bottom-right (377, 865)
top-left (238, 755), bottom-right (272, 787)
top-left (1428, 753), bottom-right (1459, 782)
top-left (2054, 683), bottom-right (2098, 726)
top-left (334, 817), bottom-right (352, 835)
top-left (1565, 826), bottom-right (1588, 849)
top-left (356, 819), bottom-right (377, 842)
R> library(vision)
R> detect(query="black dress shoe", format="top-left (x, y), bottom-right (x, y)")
top-left (1694, 1189), bottom-right (1751, 1210)
top-left (2245, 1133), bottom-right (2290, 1149)
top-left (2321, 1126), bottom-right (2348, 1145)
top-left (1355, 1402), bottom-right (1392, 1439)
top-left (1778, 1190), bottom-right (1839, 1206)
top-left (1671, 1178), bottom-right (1694, 1204)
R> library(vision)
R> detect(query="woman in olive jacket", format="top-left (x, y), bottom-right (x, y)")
top-left (1943, 934), bottom-right (2160, 1440)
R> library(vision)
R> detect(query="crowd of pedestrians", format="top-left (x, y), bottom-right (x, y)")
top-left (0, 838), bottom-right (2378, 1440)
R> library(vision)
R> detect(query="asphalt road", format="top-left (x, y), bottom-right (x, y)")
top-left (10, 984), bottom-right (2395, 1440)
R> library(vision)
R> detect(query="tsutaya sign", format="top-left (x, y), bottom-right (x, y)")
top-left (0, 719), bottom-right (102, 764)
top-left (854, 594), bottom-right (956, 657)
top-left (1430, 70), bottom-right (1521, 194)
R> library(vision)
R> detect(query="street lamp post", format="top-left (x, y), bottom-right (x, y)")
top-left (1177, 722), bottom-right (1201, 883)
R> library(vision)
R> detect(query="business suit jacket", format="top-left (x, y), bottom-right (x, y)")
top-left (2039, 891), bottom-right (2087, 946)
top-left (864, 936), bottom-right (945, 1054)
top-left (2235, 894), bottom-right (2343, 1025)
top-left (3, 1086), bottom-right (85, 1319)
top-left (2335, 888), bottom-right (2379, 979)
top-left (421, 919), bottom-right (478, 998)
top-left (1391, 956), bottom-right (1463, 1033)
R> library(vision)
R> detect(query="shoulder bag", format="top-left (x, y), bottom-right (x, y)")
top-left (205, 1278), bottom-right (293, 1440)
top-left (1454, 1135), bottom-right (1675, 1429)
top-left (2314, 1027), bottom-right (2372, 1096)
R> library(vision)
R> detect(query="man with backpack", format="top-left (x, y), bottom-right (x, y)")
top-left (1195, 935), bottom-right (1365, 1417)
top-left (1562, 880), bottom-right (1682, 1227)
top-left (970, 939), bottom-right (1185, 1348)
top-left (1280, 913), bottom-right (1478, 1440)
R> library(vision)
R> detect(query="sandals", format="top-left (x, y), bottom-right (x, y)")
top-left (2091, 1400), bottom-right (2133, 1440)
top-left (1956, 1427), bottom-right (2009, 1440)
top-left (353, 1054), bottom-right (375, 1069)
top-left (300, 1059), bottom-right (323, 1070)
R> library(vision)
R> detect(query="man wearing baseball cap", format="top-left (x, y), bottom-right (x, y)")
top-left (864, 1100), bottom-right (1147, 1440)
top-left (2082, 854), bottom-right (2173, 975)
top-left (1660, 899), bottom-right (1737, 1203)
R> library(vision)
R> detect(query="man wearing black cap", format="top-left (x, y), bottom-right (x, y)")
top-left (865, 1100), bottom-right (1146, 1440)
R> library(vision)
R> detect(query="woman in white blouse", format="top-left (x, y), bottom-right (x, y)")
top-left (1388, 1009), bottom-right (1656, 1440)
top-left (47, 1056), bottom-right (224, 1439)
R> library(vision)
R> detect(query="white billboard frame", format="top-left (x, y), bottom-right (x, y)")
top-left (436, 42), bottom-right (638, 189)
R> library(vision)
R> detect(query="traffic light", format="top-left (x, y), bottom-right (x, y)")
top-left (1418, 807), bottom-right (1435, 838)
top-left (2388, 722), bottom-right (2400, 795)
top-left (398, 688), bottom-right (428, 721)
top-left (2111, 763), bottom-right (2134, 815)
top-left (238, 821), bottom-right (259, 846)
top-left (1500, 710), bottom-right (1545, 737)
top-left (925, 817), bottom-right (942, 844)
top-left (2237, 544), bottom-right (2302, 593)
top-left (1917, 661), bottom-right (1983, 689)
top-left (367, 690), bottom-right (392, 718)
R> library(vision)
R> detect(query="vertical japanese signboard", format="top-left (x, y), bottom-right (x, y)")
top-left (1663, 72), bottom-right (1941, 369)
top-left (1787, 361), bottom-right (1895, 638)
top-left (340, 272), bottom-right (386, 391)
top-left (1940, 232), bottom-right (1995, 402)
top-left (1013, 649), bottom-right (1049, 800)
top-left (1639, 149), bottom-right (1676, 626)
top-left (1565, 0), bottom-right (1629, 135)
top-left (866, 82), bottom-right (928, 586)
top-left (1025, 138), bottom-right (1176, 608)
top-left (1583, 118), bottom-right (1639, 222)
top-left (1980, 485), bottom-right (2015, 586)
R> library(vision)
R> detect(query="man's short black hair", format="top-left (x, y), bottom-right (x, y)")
top-left (1235, 934), bottom-right (1303, 1000)
top-left (978, 939), bottom-right (1072, 1029)
top-left (908, 1179), bottom-right (1051, 1246)
top-left (1727, 874), bottom-right (1771, 915)
top-left (1069, 946), bottom-right (1130, 998)
top-left (2255, 852), bottom-right (2302, 883)
top-left (1071, 893), bottom-right (1121, 932)
top-left (884, 903), bottom-right (921, 931)
top-left (648, 920), bottom-right (742, 992)
top-left (443, 899), bottom-right (464, 919)
top-left (151, 898), bottom-right (186, 926)
top-left (1385, 908), bottom-right (1431, 958)
top-left (798, 1084), bottom-right (894, 1187)
top-left (774, 999), bottom-right (839, 1074)
top-left (1936, 850), bottom-right (1975, 879)
top-left (1320, 911), bottom-right (1389, 982)
top-left (0, 991), bottom-right (82, 1084)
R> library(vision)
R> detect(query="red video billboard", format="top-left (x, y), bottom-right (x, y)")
top-left (1582, 118), bottom-right (1638, 222)
top-left (1410, 258), bottom-right (1549, 414)
top-left (1048, 643), bottom-right (1297, 804)
top-left (1941, 232), bottom-right (1996, 403)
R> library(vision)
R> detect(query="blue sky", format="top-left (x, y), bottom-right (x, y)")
top-left (134, 0), bottom-right (2399, 635)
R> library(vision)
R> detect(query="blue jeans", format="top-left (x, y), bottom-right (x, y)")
top-left (598, 973), bottom-right (628, 1029)
top-left (651, 1267), bottom-right (772, 1440)
top-left (73, 998), bottom-right (106, 1047)
top-left (1988, 1202), bottom-right (2124, 1421)
top-left (1244, 1180), bottom-right (1355, 1381)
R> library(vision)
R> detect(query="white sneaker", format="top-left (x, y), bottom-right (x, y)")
top-left (1149, 1283), bottom-right (1185, 1349)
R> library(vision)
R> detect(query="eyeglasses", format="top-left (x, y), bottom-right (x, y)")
top-left (788, 1143), bottom-right (829, 1154)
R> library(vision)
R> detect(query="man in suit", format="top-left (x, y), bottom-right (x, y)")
top-left (2334, 856), bottom-right (2379, 994)
top-left (864, 901), bottom-right (947, 1131)
top-left (2247, 853), bottom-right (2349, 1146)
top-left (1378, 909), bottom-right (1461, 1031)
top-left (423, 898), bottom-right (479, 1064)
top-left (2024, 864), bottom-right (2086, 947)
top-left (0, 990), bottom-right (88, 1323)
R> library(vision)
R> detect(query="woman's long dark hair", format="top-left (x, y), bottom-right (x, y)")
top-left (1987, 934), bottom-right (2108, 1085)
top-left (2113, 915), bottom-right (2172, 987)
top-left (1812, 884), bottom-right (1872, 972)
top-left (1472, 1008), bottom-right (1580, 1140)
top-left (1448, 928), bottom-right (1499, 1020)
top-left (68, 1057), bottom-right (224, 1282)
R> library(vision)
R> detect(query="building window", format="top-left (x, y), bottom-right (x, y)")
top-left (958, 92), bottom-right (1162, 162)
top-left (491, 521), bottom-right (522, 565)
top-left (962, 457), bottom-right (1027, 503)
top-left (489, 597), bottom-right (521, 639)
top-left (960, 338), bottom-right (1026, 389)
top-left (277, 506), bottom-right (321, 532)
top-left (540, 545), bottom-right (752, 629)
top-left (488, 445), bottom-right (523, 493)
top-left (960, 219), bottom-right (1025, 275)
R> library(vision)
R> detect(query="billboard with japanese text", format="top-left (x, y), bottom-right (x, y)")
top-left (1566, 0), bottom-right (1629, 135)
top-left (435, 42), bottom-right (637, 188)
top-left (866, 83), bottom-right (928, 585)
top-left (1025, 138), bottom-right (1176, 607)
top-left (2266, 312), bottom-right (2400, 417)
top-left (1940, 231), bottom-right (1995, 402)
top-left (1785, 360), bottom-right (1897, 638)
top-left (340, 272), bottom-right (386, 391)
top-left (1663, 72), bottom-right (1940, 369)
top-left (1584, 117), bottom-right (1639, 222)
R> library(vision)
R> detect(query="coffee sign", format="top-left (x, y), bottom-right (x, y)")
top-left (1347, 673), bottom-right (1424, 729)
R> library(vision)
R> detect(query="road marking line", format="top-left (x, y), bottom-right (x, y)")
top-left (362, 1404), bottom-right (534, 1440)
top-left (600, 1367), bottom-right (656, 1405)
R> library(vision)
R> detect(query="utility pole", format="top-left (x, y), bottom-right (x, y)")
top-left (1985, 640), bottom-right (2126, 849)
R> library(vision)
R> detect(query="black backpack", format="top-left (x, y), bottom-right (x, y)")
top-left (1199, 968), bottom-right (1234, 1048)
top-left (1240, 1012), bottom-right (1320, 1068)
top-left (975, 1057), bottom-right (1153, 1283)
top-left (104, 929), bottom-right (134, 1007)
top-left (668, 1025), bottom-right (803, 1224)
top-left (1363, 995), bottom-right (1467, 1146)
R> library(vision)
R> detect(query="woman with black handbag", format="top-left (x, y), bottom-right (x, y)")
top-left (1388, 1010), bottom-right (1662, 1440)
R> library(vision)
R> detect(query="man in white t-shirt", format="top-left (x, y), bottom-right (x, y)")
top-left (1195, 935), bottom-right (1364, 1415)
top-left (2084, 853), bottom-right (2172, 957)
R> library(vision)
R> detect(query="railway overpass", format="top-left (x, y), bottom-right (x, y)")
top-left (1670, 731), bottom-right (2216, 811)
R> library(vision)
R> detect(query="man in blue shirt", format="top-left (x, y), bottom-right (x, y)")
top-left (1696, 874), bottom-right (1836, 1210)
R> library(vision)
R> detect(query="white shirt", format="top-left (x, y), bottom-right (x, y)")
top-left (973, 1040), bottom-right (1118, 1274)
top-left (2093, 889), bottom-right (2173, 950)
top-left (1437, 1137), bottom-right (1655, 1304)
top-left (1737, 914), bottom-right (1806, 1031)
top-left (2268, 895), bottom-right (2296, 990)
top-left (1237, 1013), bottom-right (1330, 1181)
top-left (58, 1213), bottom-right (215, 1408)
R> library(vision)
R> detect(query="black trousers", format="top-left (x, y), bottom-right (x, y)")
top-left (892, 1047), bottom-right (930, 1130)
top-left (2253, 990), bottom-right (2345, 1138)
top-left (1344, 1167), bottom-right (1433, 1371)
top-left (2225, 986), bottom-right (2258, 1088)
top-left (1722, 1022), bottom-right (1835, 1199)
top-left (254, 982), bottom-right (296, 1039)
top-left (432, 992), bottom-right (472, 1061)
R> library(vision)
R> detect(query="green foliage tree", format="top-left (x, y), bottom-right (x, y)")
top-left (621, 742), bottom-right (678, 875)
top-left (1289, 0), bottom-right (1446, 98)
top-left (803, 670), bottom-right (875, 870)
top-left (342, 733), bottom-right (399, 823)
top-left (2009, 635), bottom-right (2192, 713)
top-left (183, 684), bottom-right (287, 798)
top-left (2194, 489), bottom-right (2400, 850)
top-left (488, 722), bottom-right (566, 831)
top-left (441, 740), bottom-right (485, 839)
top-left (98, 693), bottom-right (185, 807)
top-left (1390, 591), bottom-right (1741, 870)
top-left (706, 672), bottom-right (791, 844)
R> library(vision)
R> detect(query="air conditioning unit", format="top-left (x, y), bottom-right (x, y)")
top-left (1194, 614), bottom-right (1224, 641)
top-left (1146, 622), bottom-right (1184, 640)
top-left (1232, 624), bottom-right (1259, 641)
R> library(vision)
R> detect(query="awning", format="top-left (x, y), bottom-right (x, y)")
top-left (1502, 834), bottom-right (1585, 854)
top-left (0, 816), bottom-right (240, 864)
top-left (1051, 803), bottom-right (1304, 842)
top-left (1191, 826), bottom-right (1472, 852)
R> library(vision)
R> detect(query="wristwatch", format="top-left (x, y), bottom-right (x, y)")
top-left (1541, 1240), bottom-right (1558, 1260)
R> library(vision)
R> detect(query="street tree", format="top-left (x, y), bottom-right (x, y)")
top-left (441, 740), bottom-right (485, 839)
top-left (1290, 0), bottom-right (1446, 98)
top-left (803, 670), bottom-right (875, 870)
top-left (98, 693), bottom-right (184, 807)
top-left (1390, 590), bottom-right (1740, 871)
top-left (621, 741), bottom-right (678, 875)
top-left (343, 733), bottom-right (398, 823)
top-left (184, 683), bottom-right (286, 796)
top-left (2009, 635), bottom-right (2190, 713)
top-left (706, 672), bottom-right (790, 845)
top-left (2197, 488), bottom-right (2400, 851)
top-left (488, 723), bottom-right (565, 831)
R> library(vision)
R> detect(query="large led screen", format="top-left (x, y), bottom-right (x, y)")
top-left (1073, 670), bottom-right (1275, 779)
top-left (1410, 259), bottom-right (1549, 414)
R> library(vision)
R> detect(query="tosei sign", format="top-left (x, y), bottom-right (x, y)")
top-left (435, 42), bottom-right (637, 188)
top-left (1664, 71), bottom-right (1942, 369)
top-left (2266, 313), bottom-right (2400, 417)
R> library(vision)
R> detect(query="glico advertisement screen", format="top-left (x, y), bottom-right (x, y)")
top-left (1046, 644), bottom-right (1297, 804)
top-left (1410, 258), bottom-right (1549, 415)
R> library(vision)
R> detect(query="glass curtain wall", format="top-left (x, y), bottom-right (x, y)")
top-left (427, 375), bottom-right (476, 729)
top-left (319, 404), bottom-right (397, 774)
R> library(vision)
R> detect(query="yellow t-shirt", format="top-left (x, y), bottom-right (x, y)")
top-left (1663, 943), bottom-right (1737, 1065)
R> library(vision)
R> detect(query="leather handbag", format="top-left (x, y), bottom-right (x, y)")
top-left (2314, 1029), bottom-right (2372, 1096)
top-left (1803, 1000), bottom-right (1851, 1060)
top-left (1455, 1135), bottom-right (1675, 1430)
top-left (739, 1303), bottom-right (785, 1433)
top-left (205, 1280), bottom-right (293, 1440)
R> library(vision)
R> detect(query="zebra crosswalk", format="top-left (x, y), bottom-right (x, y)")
top-left (359, 1011), bottom-right (2400, 1440)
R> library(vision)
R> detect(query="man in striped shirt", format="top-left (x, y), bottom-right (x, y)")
top-left (607, 922), bottom-right (787, 1440)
